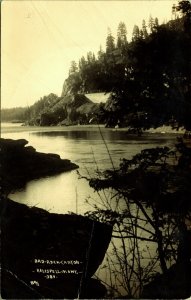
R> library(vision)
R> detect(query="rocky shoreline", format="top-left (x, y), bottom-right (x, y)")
top-left (0, 138), bottom-right (79, 194)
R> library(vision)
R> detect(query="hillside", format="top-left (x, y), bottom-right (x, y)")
top-left (2, 8), bottom-right (190, 131)
top-left (1, 91), bottom-right (106, 126)
top-left (26, 92), bottom-right (103, 126)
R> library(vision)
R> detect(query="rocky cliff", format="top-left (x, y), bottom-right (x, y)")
top-left (23, 75), bottom-right (104, 126)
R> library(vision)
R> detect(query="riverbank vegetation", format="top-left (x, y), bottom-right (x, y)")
top-left (81, 1), bottom-right (191, 298)
top-left (83, 137), bottom-right (191, 298)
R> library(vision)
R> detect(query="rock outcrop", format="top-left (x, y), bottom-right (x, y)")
top-left (0, 138), bottom-right (79, 194)
top-left (25, 92), bottom-right (100, 126)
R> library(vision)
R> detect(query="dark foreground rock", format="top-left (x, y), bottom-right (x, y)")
top-left (0, 138), bottom-right (79, 194)
top-left (0, 197), bottom-right (112, 298)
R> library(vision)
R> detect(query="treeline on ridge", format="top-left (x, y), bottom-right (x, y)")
top-left (2, 1), bottom-right (191, 131)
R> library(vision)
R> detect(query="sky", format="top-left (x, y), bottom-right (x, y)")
top-left (1, 0), bottom-right (178, 108)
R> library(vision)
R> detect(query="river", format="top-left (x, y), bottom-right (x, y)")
top-left (1, 123), bottom-right (179, 215)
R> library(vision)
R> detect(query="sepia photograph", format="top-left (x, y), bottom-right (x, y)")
top-left (1, 0), bottom-right (191, 298)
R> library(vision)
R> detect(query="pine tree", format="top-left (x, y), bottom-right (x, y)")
top-left (92, 53), bottom-right (96, 63)
top-left (139, 29), bottom-right (144, 40)
top-left (142, 19), bottom-right (148, 39)
top-left (87, 51), bottom-right (93, 63)
top-left (117, 22), bottom-right (127, 48)
top-left (69, 61), bottom-right (78, 75)
top-left (172, 4), bottom-right (177, 19)
top-left (97, 45), bottom-right (104, 61)
top-left (79, 56), bottom-right (86, 70)
top-left (175, 0), bottom-right (191, 33)
top-left (148, 15), bottom-right (155, 33)
top-left (132, 25), bottom-right (140, 41)
top-left (153, 17), bottom-right (159, 31)
top-left (106, 27), bottom-right (115, 53)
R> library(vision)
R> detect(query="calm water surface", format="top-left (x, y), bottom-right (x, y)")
top-left (1, 124), bottom-right (178, 214)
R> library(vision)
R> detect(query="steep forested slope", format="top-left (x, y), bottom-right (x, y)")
top-left (2, 1), bottom-right (190, 130)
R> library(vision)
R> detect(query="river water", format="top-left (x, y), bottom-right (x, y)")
top-left (1, 123), bottom-right (179, 214)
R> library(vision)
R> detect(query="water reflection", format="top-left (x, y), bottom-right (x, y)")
top-left (33, 129), bottom-right (176, 143)
top-left (9, 171), bottom-right (97, 214)
top-left (3, 126), bottom-right (178, 214)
